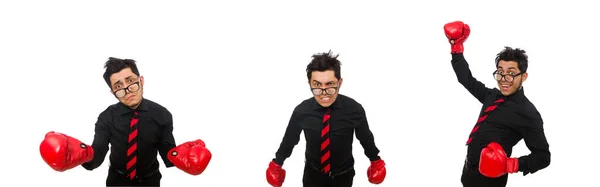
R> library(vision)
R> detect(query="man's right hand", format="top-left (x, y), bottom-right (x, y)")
top-left (266, 160), bottom-right (286, 187)
top-left (444, 21), bottom-right (471, 54)
top-left (40, 131), bottom-right (94, 172)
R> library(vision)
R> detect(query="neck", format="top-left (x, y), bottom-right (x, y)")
top-left (129, 104), bottom-right (139, 110)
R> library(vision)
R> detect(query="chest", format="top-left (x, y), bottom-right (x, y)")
top-left (478, 100), bottom-right (528, 129)
top-left (300, 110), bottom-right (362, 134)
top-left (109, 115), bottom-right (164, 144)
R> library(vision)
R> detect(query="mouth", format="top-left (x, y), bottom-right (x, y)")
top-left (500, 83), bottom-right (511, 91)
top-left (127, 95), bottom-right (136, 100)
top-left (320, 96), bottom-right (332, 102)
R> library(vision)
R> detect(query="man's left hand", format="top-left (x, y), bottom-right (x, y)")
top-left (168, 139), bottom-right (212, 175)
top-left (367, 159), bottom-right (386, 184)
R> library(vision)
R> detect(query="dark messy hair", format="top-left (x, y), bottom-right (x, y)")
top-left (495, 46), bottom-right (529, 73)
top-left (103, 57), bottom-right (140, 88)
top-left (306, 50), bottom-right (341, 80)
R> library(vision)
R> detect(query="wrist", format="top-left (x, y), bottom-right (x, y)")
top-left (506, 157), bottom-right (519, 173)
top-left (272, 158), bottom-right (283, 167)
top-left (370, 159), bottom-right (385, 168)
top-left (451, 44), bottom-right (464, 54)
top-left (369, 155), bottom-right (381, 162)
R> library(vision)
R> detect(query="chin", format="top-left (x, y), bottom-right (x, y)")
top-left (318, 103), bottom-right (332, 107)
top-left (127, 100), bottom-right (141, 108)
top-left (317, 99), bottom-right (336, 107)
top-left (500, 90), bottom-right (516, 96)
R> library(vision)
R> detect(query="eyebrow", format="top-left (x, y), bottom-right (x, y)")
top-left (497, 66), bottom-right (517, 70)
top-left (113, 75), bottom-right (135, 86)
top-left (312, 80), bottom-right (337, 84)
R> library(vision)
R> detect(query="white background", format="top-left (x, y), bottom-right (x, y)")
top-left (1, 0), bottom-right (598, 186)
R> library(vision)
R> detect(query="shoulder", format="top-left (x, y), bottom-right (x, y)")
top-left (100, 102), bottom-right (120, 117)
top-left (489, 88), bottom-right (501, 98)
top-left (145, 99), bottom-right (170, 112)
top-left (94, 103), bottom-right (121, 126)
top-left (338, 94), bottom-right (363, 109)
top-left (294, 97), bottom-right (316, 113)
top-left (516, 97), bottom-right (543, 125)
top-left (143, 99), bottom-right (173, 120)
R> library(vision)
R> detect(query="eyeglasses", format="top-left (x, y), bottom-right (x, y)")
top-left (493, 70), bottom-right (524, 82)
top-left (311, 87), bottom-right (338, 95)
top-left (113, 81), bottom-right (140, 98)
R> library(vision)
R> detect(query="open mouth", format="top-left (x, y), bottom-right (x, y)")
top-left (500, 84), bottom-right (511, 91)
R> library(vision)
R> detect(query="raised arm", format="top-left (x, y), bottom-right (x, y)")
top-left (444, 21), bottom-right (492, 103)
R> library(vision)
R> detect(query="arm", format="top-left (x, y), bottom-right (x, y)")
top-left (451, 53), bottom-right (493, 103)
top-left (165, 109), bottom-right (211, 176)
top-left (517, 119), bottom-right (551, 175)
top-left (355, 105), bottom-right (381, 161)
top-left (272, 111), bottom-right (302, 166)
top-left (444, 21), bottom-right (492, 103)
top-left (159, 111), bottom-right (176, 168)
top-left (81, 114), bottom-right (111, 170)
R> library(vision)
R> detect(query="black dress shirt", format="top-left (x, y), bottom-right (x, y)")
top-left (452, 53), bottom-right (551, 175)
top-left (273, 94), bottom-right (381, 174)
top-left (82, 98), bottom-right (176, 177)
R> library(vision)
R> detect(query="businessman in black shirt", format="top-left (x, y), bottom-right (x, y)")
top-left (444, 21), bottom-right (551, 187)
top-left (39, 57), bottom-right (212, 186)
top-left (265, 51), bottom-right (386, 187)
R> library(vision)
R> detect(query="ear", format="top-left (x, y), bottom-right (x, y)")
top-left (338, 78), bottom-right (343, 88)
top-left (521, 72), bottom-right (528, 82)
top-left (140, 76), bottom-right (145, 87)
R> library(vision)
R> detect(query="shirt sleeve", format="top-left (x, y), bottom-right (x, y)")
top-left (355, 105), bottom-right (381, 161)
top-left (517, 118), bottom-right (551, 175)
top-left (158, 110), bottom-right (176, 168)
top-left (81, 111), bottom-right (111, 170)
top-left (451, 53), bottom-right (493, 103)
top-left (272, 110), bottom-right (303, 166)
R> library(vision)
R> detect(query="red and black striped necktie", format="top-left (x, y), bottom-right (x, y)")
top-left (466, 97), bottom-right (505, 145)
top-left (321, 108), bottom-right (331, 174)
top-left (126, 111), bottom-right (139, 179)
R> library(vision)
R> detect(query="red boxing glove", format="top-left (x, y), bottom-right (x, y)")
top-left (479, 142), bottom-right (519, 178)
top-left (168, 139), bottom-right (212, 175)
top-left (39, 131), bottom-right (94, 172)
top-left (444, 21), bottom-right (471, 54)
top-left (266, 161), bottom-right (286, 187)
top-left (367, 159), bottom-right (386, 184)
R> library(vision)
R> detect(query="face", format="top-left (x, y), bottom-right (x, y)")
top-left (109, 67), bottom-right (144, 109)
top-left (496, 60), bottom-right (527, 96)
top-left (309, 70), bottom-right (342, 107)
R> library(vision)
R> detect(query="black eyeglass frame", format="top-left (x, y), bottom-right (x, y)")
top-left (310, 87), bottom-right (339, 96)
top-left (492, 70), bottom-right (525, 82)
top-left (112, 81), bottom-right (141, 98)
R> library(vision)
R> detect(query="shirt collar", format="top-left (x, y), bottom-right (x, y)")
top-left (501, 87), bottom-right (526, 101)
top-left (116, 98), bottom-right (149, 115)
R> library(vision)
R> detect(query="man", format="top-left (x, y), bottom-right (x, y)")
top-left (265, 51), bottom-right (386, 187)
top-left (39, 57), bottom-right (212, 186)
top-left (443, 21), bottom-right (551, 187)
